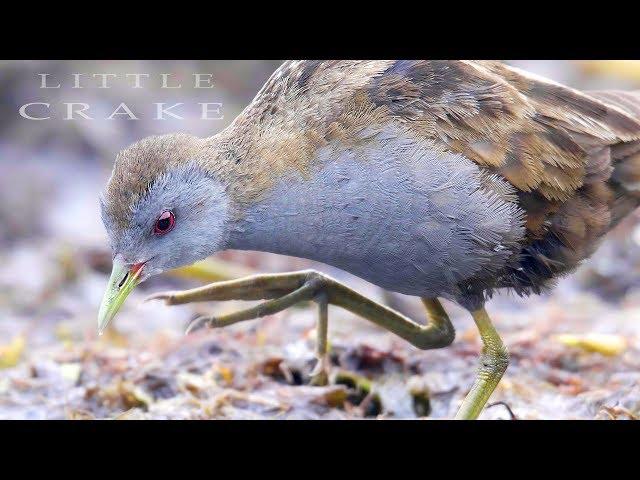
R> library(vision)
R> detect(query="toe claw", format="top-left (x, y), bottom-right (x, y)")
top-left (185, 316), bottom-right (211, 335)
top-left (309, 359), bottom-right (323, 377)
top-left (144, 291), bottom-right (175, 304)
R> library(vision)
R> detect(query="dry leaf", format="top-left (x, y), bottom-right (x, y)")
top-left (0, 335), bottom-right (26, 369)
top-left (553, 333), bottom-right (627, 356)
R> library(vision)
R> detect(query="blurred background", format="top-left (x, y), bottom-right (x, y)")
top-left (1, 60), bottom-right (639, 419)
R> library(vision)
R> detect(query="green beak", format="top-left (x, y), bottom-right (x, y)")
top-left (97, 259), bottom-right (144, 335)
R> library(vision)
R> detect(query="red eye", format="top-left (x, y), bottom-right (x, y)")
top-left (154, 210), bottom-right (175, 235)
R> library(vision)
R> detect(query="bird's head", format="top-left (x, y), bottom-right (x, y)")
top-left (97, 133), bottom-right (230, 334)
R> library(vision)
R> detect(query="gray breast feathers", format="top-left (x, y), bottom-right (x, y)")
top-left (229, 125), bottom-right (526, 303)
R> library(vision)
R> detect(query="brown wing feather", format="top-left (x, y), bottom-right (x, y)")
top-left (362, 60), bottom-right (640, 294)
top-left (236, 60), bottom-right (640, 295)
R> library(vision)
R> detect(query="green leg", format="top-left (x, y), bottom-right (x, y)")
top-left (454, 307), bottom-right (509, 420)
top-left (324, 279), bottom-right (455, 350)
top-left (147, 270), bottom-right (455, 350)
top-left (183, 280), bottom-right (321, 334)
top-left (145, 271), bottom-right (309, 304)
top-left (420, 298), bottom-right (457, 347)
top-left (146, 270), bottom-right (456, 392)
top-left (309, 291), bottom-right (330, 386)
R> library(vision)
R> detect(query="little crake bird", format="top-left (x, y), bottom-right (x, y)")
top-left (98, 61), bottom-right (640, 419)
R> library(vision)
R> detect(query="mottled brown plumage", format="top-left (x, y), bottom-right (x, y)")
top-left (295, 61), bottom-right (639, 294)
top-left (100, 61), bottom-right (640, 419)
top-left (103, 61), bottom-right (640, 301)
top-left (239, 61), bottom-right (640, 295)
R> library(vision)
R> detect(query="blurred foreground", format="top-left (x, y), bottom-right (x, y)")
top-left (1, 60), bottom-right (640, 419)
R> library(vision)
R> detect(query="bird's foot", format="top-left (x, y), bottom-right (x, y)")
top-left (146, 271), bottom-right (507, 419)
top-left (184, 315), bottom-right (228, 334)
top-left (309, 354), bottom-right (330, 386)
top-left (145, 290), bottom-right (180, 305)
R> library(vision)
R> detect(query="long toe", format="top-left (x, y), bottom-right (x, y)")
top-left (185, 315), bottom-right (213, 335)
top-left (144, 291), bottom-right (177, 304)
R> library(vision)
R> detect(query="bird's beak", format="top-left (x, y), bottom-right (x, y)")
top-left (97, 258), bottom-right (145, 335)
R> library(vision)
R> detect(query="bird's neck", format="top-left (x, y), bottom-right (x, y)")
top-left (202, 99), bottom-right (339, 217)
top-left (222, 181), bottom-right (310, 256)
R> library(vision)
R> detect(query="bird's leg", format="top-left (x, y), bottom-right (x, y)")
top-left (148, 270), bottom-right (456, 349)
top-left (325, 284), bottom-right (456, 350)
top-left (421, 297), bottom-right (456, 346)
top-left (147, 270), bottom-right (456, 382)
top-left (146, 272), bottom-right (309, 304)
top-left (184, 281), bottom-right (321, 334)
top-left (454, 307), bottom-right (509, 420)
top-left (309, 291), bottom-right (330, 386)
top-left (146, 272), bottom-right (322, 334)
top-left (148, 271), bottom-right (333, 385)
top-left (150, 272), bottom-right (507, 417)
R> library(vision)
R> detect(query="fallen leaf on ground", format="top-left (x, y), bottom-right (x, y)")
top-left (553, 333), bottom-right (627, 356)
top-left (0, 335), bottom-right (25, 369)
